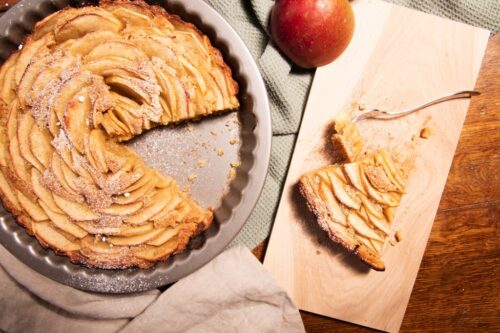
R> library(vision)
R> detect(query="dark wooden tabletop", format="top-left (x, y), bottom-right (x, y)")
top-left (253, 33), bottom-right (499, 332)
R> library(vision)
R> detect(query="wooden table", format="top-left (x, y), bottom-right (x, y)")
top-left (0, 2), bottom-right (497, 331)
top-left (253, 33), bottom-right (499, 332)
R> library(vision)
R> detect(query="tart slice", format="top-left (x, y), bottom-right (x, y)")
top-left (299, 120), bottom-right (408, 270)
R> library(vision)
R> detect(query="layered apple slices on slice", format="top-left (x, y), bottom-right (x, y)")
top-left (0, 0), bottom-right (239, 269)
top-left (299, 131), bottom-right (407, 270)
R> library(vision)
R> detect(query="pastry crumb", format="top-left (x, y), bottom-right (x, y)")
top-left (358, 102), bottom-right (366, 111)
top-left (229, 138), bottom-right (238, 145)
top-left (186, 124), bottom-right (194, 132)
top-left (182, 185), bottom-right (190, 193)
top-left (197, 159), bottom-right (206, 168)
top-left (316, 250), bottom-right (321, 255)
top-left (228, 168), bottom-right (236, 180)
top-left (230, 161), bottom-right (241, 168)
top-left (389, 239), bottom-right (397, 246)
top-left (187, 174), bottom-right (197, 182)
top-left (420, 127), bottom-right (432, 139)
top-left (217, 148), bottom-right (224, 156)
top-left (395, 230), bottom-right (402, 242)
top-left (210, 130), bottom-right (217, 136)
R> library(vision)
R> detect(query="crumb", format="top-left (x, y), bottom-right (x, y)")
top-left (230, 161), bottom-right (241, 168)
top-left (228, 168), bottom-right (236, 180)
top-left (182, 185), bottom-right (190, 193)
top-left (420, 127), bottom-right (432, 139)
top-left (210, 130), bottom-right (217, 136)
top-left (395, 230), bottom-right (402, 242)
top-left (316, 250), bottom-right (321, 255)
top-left (389, 239), bottom-right (397, 246)
top-left (187, 174), bottom-right (197, 182)
top-left (197, 159), bottom-right (206, 168)
top-left (411, 134), bottom-right (417, 142)
top-left (186, 124), bottom-right (194, 132)
top-left (358, 103), bottom-right (366, 111)
top-left (229, 138), bottom-right (238, 145)
top-left (217, 148), bottom-right (224, 156)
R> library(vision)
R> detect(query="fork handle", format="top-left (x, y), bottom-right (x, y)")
top-left (385, 90), bottom-right (480, 119)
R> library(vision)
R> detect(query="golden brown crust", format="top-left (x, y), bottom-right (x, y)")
top-left (298, 175), bottom-right (385, 271)
top-left (0, 0), bottom-right (236, 269)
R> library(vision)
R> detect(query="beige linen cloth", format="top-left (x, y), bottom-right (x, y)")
top-left (0, 244), bottom-right (304, 333)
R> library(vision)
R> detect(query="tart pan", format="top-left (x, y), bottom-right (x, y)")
top-left (0, 0), bottom-right (271, 293)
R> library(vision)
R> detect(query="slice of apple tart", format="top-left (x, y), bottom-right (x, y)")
top-left (299, 121), bottom-right (408, 270)
top-left (0, 0), bottom-right (239, 268)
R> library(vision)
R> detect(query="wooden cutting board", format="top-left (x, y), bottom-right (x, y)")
top-left (263, 0), bottom-right (490, 332)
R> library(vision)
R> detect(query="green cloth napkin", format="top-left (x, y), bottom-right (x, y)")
top-left (205, 0), bottom-right (500, 249)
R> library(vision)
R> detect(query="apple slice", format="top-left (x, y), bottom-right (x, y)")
top-left (359, 193), bottom-right (384, 219)
top-left (318, 181), bottom-right (347, 225)
top-left (9, 136), bottom-right (30, 183)
top-left (85, 40), bottom-right (148, 63)
top-left (115, 223), bottom-right (154, 237)
top-left (68, 31), bottom-right (118, 55)
top-left (15, 34), bottom-right (54, 85)
top-left (52, 72), bottom-right (93, 126)
top-left (0, 53), bottom-right (18, 103)
top-left (360, 169), bottom-right (401, 207)
top-left (107, 227), bottom-right (165, 246)
top-left (54, 13), bottom-right (123, 43)
top-left (146, 225), bottom-right (182, 247)
top-left (113, 177), bottom-right (155, 205)
top-left (80, 235), bottom-right (123, 255)
top-left (17, 113), bottom-right (44, 171)
top-left (106, 5), bottom-right (152, 26)
top-left (343, 162), bottom-right (367, 195)
top-left (16, 190), bottom-right (48, 222)
top-left (88, 130), bottom-right (109, 173)
top-left (99, 201), bottom-right (144, 216)
top-left (39, 200), bottom-right (87, 239)
top-left (0, 170), bottom-right (21, 211)
top-left (384, 207), bottom-right (397, 224)
top-left (29, 125), bottom-right (52, 169)
top-left (347, 212), bottom-right (384, 242)
top-left (133, 236), bottom-right (179, 261)
top-left (53, 193), bottom-right (98, 221)
top-left (17, 55), bottom-right (52, 109)
top-left (63, 93), bottom-right (90, 154)
top-left (31, 169), bottom-right (64, 214)
top-left (328, 170), bottom-right (361, 209)
top-left (50, 154), bottom-right (79, 197)
top-left (33, 222), bottom-right (80, 252)
top-left (376, 151), bottom-right (406, 192)
top-left (126, 188), bottom-right (171, 225)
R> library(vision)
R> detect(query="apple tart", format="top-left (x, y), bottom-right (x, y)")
top-left (0, 0), bottom-right (239, 268)
top-left (299, 121), bottom-right (407, 270)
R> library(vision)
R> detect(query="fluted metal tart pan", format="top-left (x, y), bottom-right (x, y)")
top-left (0, 0), bottom-right (271, 293)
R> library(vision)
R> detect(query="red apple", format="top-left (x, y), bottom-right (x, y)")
top-left (271, 0), bottom-right (355, 68)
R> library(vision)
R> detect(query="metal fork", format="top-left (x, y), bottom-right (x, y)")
top-left (351, 90), bottom-right (480, 122)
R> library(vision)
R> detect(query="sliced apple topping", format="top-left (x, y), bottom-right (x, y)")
top-left (0, 0), bottom-right (239, 268)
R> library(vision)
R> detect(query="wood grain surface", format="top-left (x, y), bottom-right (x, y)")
top-left (254, 31), bottom-right (499, 333)
top-left (261, 0), bottom-right (493, 331)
